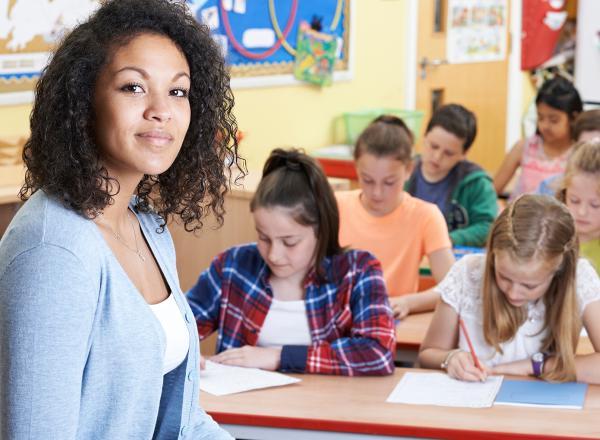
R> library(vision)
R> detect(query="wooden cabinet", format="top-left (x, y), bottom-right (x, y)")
top-left (0, 164), bottom-right (24, 237)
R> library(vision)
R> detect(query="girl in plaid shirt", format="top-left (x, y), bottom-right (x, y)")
top-left (187, 149), bottom-right (396, 375)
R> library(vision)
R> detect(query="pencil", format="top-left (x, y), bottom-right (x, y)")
top-left (458, 318), bottom-right (483, 371)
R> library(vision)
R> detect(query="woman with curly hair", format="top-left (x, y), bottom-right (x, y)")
top-left (0, 0), bottom-right (241, 438)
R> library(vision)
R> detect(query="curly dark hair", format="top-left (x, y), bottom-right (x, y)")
top-left (21, 0), bottom-right (245, 231)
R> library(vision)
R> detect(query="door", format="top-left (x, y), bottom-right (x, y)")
top-left (415, 0), bottom-right (510, 174)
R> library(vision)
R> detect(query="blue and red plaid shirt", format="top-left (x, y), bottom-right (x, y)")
top-left (186, 244), bottom-right (395, 376)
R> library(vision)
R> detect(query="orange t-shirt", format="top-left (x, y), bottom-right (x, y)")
top-left (336, 190), bottom-right (451, 296)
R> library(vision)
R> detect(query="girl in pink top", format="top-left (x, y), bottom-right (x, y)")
top-left (494, 76), bottom-right (583, 199)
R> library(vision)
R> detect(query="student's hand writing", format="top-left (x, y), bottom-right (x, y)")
top-left (447, 351), bottom-right (489, 382)
top-left (390, 296), bottom-right (410, 319)
top-left (209, 346), bottom-right (282, 371)
top-left (199, 354), bottom-right (206, 370)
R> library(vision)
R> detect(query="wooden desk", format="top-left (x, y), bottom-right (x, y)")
top-left (201, 368), bottom-right (600, 440)
top-left (395, 312), bottom-right (594, 364)
top-left (396, 312), bottom-right (433, 351)
top-left (395, 312), bottom-right (433, 364)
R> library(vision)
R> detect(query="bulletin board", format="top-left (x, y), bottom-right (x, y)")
top-left (0, 0), bottom-right (100, 105)
top-left (187, 0), bottom-right (351, 80)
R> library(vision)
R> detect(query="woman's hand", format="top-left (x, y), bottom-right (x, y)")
top-left (209, 346), bottom-right (282, 371)
top-left (446, 350), bottom-right (489, 382)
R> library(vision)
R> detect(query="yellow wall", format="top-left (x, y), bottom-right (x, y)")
top-left (0, 104), bottom-right (30, 139)
top-left (0, 1), bottom-right (409, 171)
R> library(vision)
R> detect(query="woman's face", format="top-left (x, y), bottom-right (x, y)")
top-left (93, 33), bottom-right (191, 183)
top-left (253, 206), bottom-right (318, 283)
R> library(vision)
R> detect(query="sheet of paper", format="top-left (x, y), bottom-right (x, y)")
top-left (386, 372), bottom-right (503, 408)
top-left (199, 361), bottom-right (301, 396)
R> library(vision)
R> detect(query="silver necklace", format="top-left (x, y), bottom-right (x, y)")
top-left (98, 211), bottom-right (146, 262)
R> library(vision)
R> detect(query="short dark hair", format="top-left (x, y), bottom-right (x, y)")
top-left (573, 109), bottom-right (600, 141)
top-left (250, 148), bottom-right (343, 281)
top-left (21, 0), bottom-right (244, 232)
top-left (536, 76), bottom-right (583, 132)
top-left (425, 104), bottom-right (477, 152)
top-left (353, 115), bottom-right (413, 162)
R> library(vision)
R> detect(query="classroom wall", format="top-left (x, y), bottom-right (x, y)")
top-left (0, 1), bottom-right (410, 172)
top-left (228, 0), bottom-right (409, 170)
top-left (0, 104), bottom-right (29, 139)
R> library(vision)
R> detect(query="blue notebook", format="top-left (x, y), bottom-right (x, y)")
top-left (494, 380), bottom-right (587, 409)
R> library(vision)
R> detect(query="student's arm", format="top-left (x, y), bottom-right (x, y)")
top-left (493, 139), bottom-right (524, 194)
top-left (0, 245), bottom-right (97, 438)
top-left (390, 289), bottom-right (440, 319)
top-left (186, 253), bottom-right (225, 339)
top-left (572, 300), bottom-right (600, 384)
top-left (428, 247), bottom-right (455, 283)
top-left (449, 176), bottom-right (498, 247)
top-left (418, 301), bottom-right (487, 382)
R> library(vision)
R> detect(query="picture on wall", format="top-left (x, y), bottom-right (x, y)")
top-left (0, 0), bottom-right (100, 105)
top-left (446, 0), bottom-right (508, 64)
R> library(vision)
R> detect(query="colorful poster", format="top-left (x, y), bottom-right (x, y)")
top-left (446, 0), bottom-right (508, 64)
top-left (293, 22), bottom-right (337, 87)
top-left (0, 0), bottom-right (100, 105)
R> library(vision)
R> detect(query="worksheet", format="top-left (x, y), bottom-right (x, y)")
top-left (386, 372), bottom-right (503, 408)
top-left (199, 361), bottom-right (301, 396)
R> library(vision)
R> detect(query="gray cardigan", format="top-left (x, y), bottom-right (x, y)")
top-left (0, 191), bottom-right (232, 440)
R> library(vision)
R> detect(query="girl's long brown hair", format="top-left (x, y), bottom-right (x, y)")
top-left (482, 195), bottom-right (580, 382)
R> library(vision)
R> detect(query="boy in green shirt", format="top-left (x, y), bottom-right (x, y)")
top-left (406, 104), bottom-right (497, 247)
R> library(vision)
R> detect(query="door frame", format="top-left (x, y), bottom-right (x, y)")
top-left (403, 0), bottom-right (522, 152)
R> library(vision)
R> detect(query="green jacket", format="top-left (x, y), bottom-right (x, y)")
top-left (406, 159), bottom-right (498, 247)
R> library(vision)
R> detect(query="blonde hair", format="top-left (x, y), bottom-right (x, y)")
top-left (482, 195), bottom-right (580, 382)
top-left (557, 139), bottom-right (600, 202)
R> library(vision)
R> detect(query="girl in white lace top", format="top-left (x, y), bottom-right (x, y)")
top-left (419, 195), bottom-right (600, 384)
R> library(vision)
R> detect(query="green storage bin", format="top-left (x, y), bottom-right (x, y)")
top-left (342, 108), bottom-right (425, 145)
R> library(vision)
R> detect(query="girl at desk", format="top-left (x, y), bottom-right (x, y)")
top-left (494, 76), bottom-right (583, 199)
top-left (187, 149), bottom-right (396, 376)
top-left (419, 195), bottom-right (600, 384)
top-left (557, 140), bottom-right (600, 273)
top-left (335, 115), bottom-right (455, 319)
top-left (0, 0), bottom-right (238, 437)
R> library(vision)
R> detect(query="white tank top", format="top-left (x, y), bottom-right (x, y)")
top-left (256, 298), bottom-right (312, 347)
top-left (149, 294), bottom-right (190, 374)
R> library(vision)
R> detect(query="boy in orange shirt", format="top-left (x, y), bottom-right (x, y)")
top-left (336, 115), bottom-right (455, 318)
